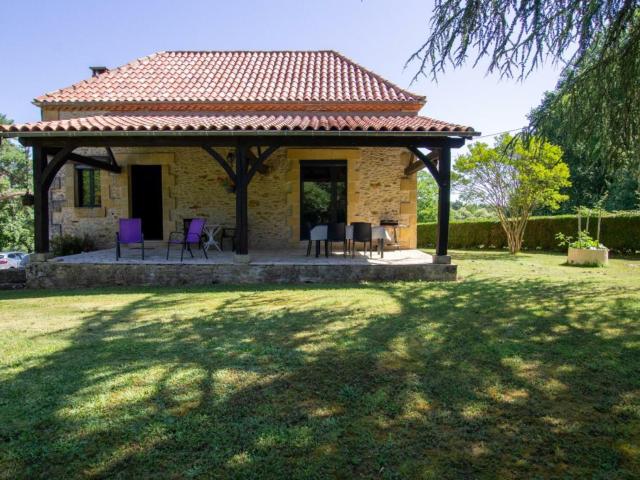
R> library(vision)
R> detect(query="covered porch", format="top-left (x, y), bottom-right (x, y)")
top-left (1, 113), bottom-right (477, 284)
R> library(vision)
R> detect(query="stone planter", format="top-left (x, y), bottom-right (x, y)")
top-left (567, 247), bottom-right (608, 266)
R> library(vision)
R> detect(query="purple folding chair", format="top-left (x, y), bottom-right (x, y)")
top-left (166, 217), bottom-right (208, 261)
top-left (116, 218), bottom-right (144, 260)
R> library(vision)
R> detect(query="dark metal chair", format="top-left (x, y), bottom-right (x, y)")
top-left (305, 222), bottom-right (314, 257)
top-left (351, 222), bottom-right (373, 258)
top-left (116, 218), bottom-right (144, 260)
top-left (326, 222), bottom-right (346, 257)
top-left (167, 217), bottom-right (208, 262)
top-left (220, 227), bottom-right (236, 252)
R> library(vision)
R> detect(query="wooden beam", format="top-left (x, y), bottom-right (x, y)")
top-left (33, 146), bottom-right (49, 253)
top-left (202, 145), bottom-right (236, 183)
top-left (246, 148), bottom-right (269, 176)
top-left (67, 153), bottom-right (122, 173)
top-left (247, 145), bottom-right (279, 183)
top-left (436, 147), bottom-right (451, 257)
top-left (20, 134), bottom-right (467, 150)
top-left (404, 149), bottom-right (439, 176)
top-left (407, 146), bottom-right (442, 186)
top-left (105, 147), bottom-right (118, 167)
top-left (235, 145), bottom-right (249, 255)
top-left (42, 145), bottom-right (75, 190)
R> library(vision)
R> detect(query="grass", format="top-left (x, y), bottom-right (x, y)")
top-left (1, 250), bottom-right (639, 479)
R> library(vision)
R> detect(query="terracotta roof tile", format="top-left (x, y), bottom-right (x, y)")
top-left (35, 51), bottom-right (425, 106)
top-left (0, 114), bottom-right (475, 134)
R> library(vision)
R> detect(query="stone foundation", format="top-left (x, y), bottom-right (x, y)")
top-left (26, 262), bottom-right (457, 289)
top-left (0, 269), bottom-right (26, 290)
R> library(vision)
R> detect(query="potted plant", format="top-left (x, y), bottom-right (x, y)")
top-left (555, 206), bottom-right (608, 266)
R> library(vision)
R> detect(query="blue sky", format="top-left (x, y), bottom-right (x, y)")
top-left (1, 0), bottom-right (562, 152)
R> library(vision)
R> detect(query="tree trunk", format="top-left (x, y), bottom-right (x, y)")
top-left (498, 211), bottom-right (529, 255)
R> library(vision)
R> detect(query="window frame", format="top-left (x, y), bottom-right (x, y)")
top-left (75, 166), bottom-right (102, 208)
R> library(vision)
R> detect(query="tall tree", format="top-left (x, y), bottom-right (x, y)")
top-left (417, 172), bottom-right (438, 222)
top-left (408, 1), bottom-right (640, 175)
top-left (530, 85), bottom-right (639, 211)
top-left (0, 114), bottom-right (34, 251)
top-left (455, 135), bottom-right (570, 253)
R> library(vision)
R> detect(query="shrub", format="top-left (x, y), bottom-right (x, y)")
top-left (51, 234), bottom-right (97, 257)
top-left (418, 212), bottom-right (640, 252)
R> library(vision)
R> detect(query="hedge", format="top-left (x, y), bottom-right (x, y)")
top-left (417, 212), bottom-right (640, 252)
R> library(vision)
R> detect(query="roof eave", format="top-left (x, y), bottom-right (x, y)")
top-left (0, 129), bottom-right (479, 140)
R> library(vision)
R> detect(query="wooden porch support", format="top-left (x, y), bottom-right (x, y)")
top-left (66, 152), bottom-right (122, 173)
top-left (234, 144), bottom-right (279, 256)
top-left (202, 146), bottom-right (236, 183)
top-left (247, 148), bottom-right (269, 176)
top-left (406, 145), bottom-right (451, 258)
top-left (33, 146), bottom-right (49, 254)
top-left (435, 147), bottom-right (451, 257)
top-left (407, 146), bottom-right (442, 185)
top-left (33, 146), bottom-right (122, 254)
top-left (404, 149), bottom-right (439, 176)
top-left (234, 144), bottom-right (249, 255)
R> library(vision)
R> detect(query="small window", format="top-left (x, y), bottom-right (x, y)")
top-left (76, 167), bottom-right (101, 207)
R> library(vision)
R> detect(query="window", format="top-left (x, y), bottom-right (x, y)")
top-left (75, 167), bottom-right (101, 207)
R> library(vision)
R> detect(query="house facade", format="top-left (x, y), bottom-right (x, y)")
top-left (1, 50), bottom-right (476, 261)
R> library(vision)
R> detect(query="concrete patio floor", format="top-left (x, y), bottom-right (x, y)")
top-left (53, 247), bottom-right (436, 266)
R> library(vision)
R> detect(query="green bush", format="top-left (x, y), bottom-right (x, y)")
top-left (51, 234), bottom-right (97, 257)
top-left (418, 212), bottom-right (640, 252)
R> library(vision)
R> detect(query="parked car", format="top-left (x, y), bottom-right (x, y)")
top-left (0, 252), bottom-right (28, 270)
top-left (19, 254), bottom-right (31, 268)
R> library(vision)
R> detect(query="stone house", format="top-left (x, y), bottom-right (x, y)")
top-left (1, 50), bottom-right (476, 262)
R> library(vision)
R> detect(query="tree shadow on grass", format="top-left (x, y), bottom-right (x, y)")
top-left (1, 277), bottom-right (639, 478)
top-left (450, 249), bottom-right (566, 262)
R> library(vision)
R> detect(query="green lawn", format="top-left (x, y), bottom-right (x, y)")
top-left (1, 251), bottom-right (639, 479)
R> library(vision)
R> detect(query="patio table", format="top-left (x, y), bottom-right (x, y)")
top-left (309, 224), bottom-right (393, 258)
top-left (202, 224), bottom-right (222, 252)
top-left (346, 225), bottom-right (393, 258)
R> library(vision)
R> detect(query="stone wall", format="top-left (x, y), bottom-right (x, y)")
top-left (50, 145), bottom-right (417, 250)
top-left (0, 268), bottom-right (26, 290)
top-left (26, 261), bottom-right (456, 289)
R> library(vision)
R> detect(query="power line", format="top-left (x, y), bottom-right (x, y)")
top-left (475, 126), bottom-right (526, 139)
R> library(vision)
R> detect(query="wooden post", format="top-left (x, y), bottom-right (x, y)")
top-left (33, 146), bottom-right (50, 254)
top-left (235, 144), bottom-right (249, 256)
top-left (435, 146), bottom-right (451, 259)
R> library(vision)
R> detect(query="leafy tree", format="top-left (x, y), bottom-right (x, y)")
top-left (0, 114), bottom-right (34, 251)
top-left (417, 172), bottom-right (438, 222)
top-left (529, 76), bottom-right (640, 212)
top-left (455, 135), bottom-right (570, 253)
top-left (409, 1), bottom-right (640, 174)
